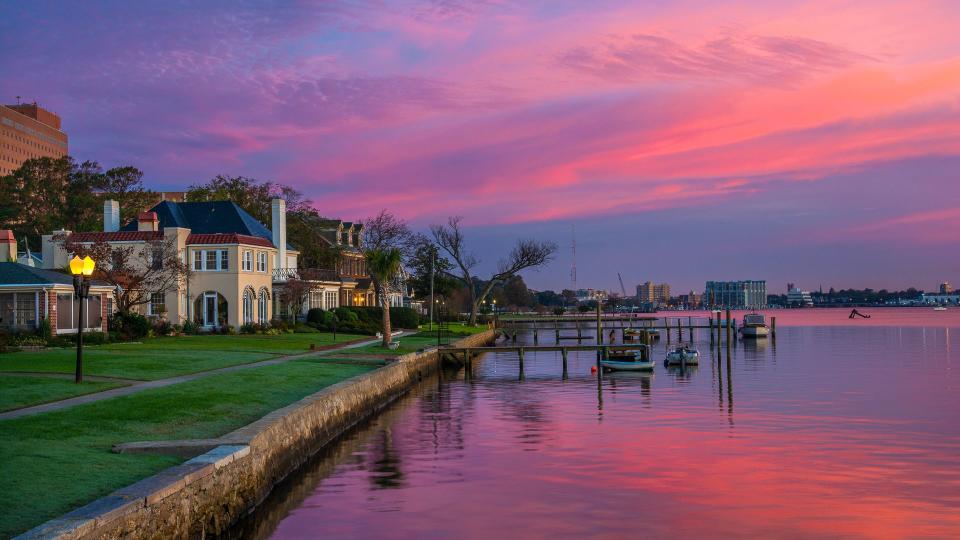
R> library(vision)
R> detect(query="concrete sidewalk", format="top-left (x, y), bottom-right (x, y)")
top-left (0, 332), bottom-right (410, 421)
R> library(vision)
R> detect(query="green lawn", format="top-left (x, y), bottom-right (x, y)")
top-left (0, 332), bottom-right (368, 380)
top-left (0, 359), bottom-right (375, 538)
top-left (342, 328), bottom-right (490, 357)
top-left (0, 377), bottom-right (126, 412)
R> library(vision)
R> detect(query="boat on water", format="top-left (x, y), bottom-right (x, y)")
top-left (601, 347), bottom-right (655, 371)
top-left (739, 313), bottom-right (770, 338)
top-left (623, 328), bottom-right (659, 341)
top-left (934, 306), bottom-right (948, 311)
top-left (665, 345), bottom-right (700, 365)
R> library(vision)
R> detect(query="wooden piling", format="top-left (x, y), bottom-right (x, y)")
top-left (562, 348), bottom-right (568, 379)
top-left (725, 309), bottom-right (732, 343)
top-left (771, 316), bottom-right (777, 338)
top-left (518, 347), bottom-right (525, 374)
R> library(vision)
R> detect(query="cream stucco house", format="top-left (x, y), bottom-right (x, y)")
top-left (41, 198), bottom-right (298, 329)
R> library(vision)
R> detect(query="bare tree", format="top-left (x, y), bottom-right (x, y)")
top-left (275, 276), bottom-right (312, 322)
top-left (61, 235), bottom-right (190, 315)
top-left (430, 216), bottom-right (556, 324)
top-left (361, 210), bottom-right (414, 320)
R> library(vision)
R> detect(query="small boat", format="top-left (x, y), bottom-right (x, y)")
top-left (601, 347), bottom-right (655, 371)
top-left (622, 328), bottom-right (659, 341)
top-left (665, 345), bottom-right (700, 365)
top-left (739, 313), bottom-right (770, 338)
top-left (934, 305), bottom-right (948, 311)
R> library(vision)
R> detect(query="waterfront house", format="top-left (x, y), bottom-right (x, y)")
top-left (1, 231), bottom-right (113, 333)
top-left (40, 198), bottom-right (297, 329)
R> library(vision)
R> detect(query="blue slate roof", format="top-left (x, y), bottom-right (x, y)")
top-left (0, 262), bottom-right (108, 287)
top-left (121, 201), bottom-right (295, 250)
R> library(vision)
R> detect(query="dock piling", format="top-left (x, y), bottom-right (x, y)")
top-left (561, 348), bottom-right (568, 379)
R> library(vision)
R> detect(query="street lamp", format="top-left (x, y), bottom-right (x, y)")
top-left (69, 255), bottom-right (95, 384)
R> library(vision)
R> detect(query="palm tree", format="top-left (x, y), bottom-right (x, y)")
top-left (365, 247), bottom-right (403, 346)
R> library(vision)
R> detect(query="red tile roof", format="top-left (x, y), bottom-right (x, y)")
top-left (186, 233), bottom-right (274, 247)
top-left (70, 231), bottom-right (163, 242)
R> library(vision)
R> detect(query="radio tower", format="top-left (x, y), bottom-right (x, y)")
top-left (570, 224), bottom-right (577, 291)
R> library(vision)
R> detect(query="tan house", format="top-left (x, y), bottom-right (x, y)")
top-left (41, 198), bottom-right (298, 329)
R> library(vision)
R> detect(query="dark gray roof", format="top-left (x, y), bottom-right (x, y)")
top-left (121, 200), bottom-right (296, 250)
top-left (0, 262), bottom-right (109, 287)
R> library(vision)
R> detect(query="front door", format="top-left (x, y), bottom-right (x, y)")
top-left (204, 293), bottom-right (217, 326)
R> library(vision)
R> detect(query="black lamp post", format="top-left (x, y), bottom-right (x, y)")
top-left (69, 255), bottom-right (95, 384)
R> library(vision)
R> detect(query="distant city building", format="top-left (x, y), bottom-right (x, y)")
top-left (675, 290), bottom-right (702, 309)
top-left (940, 282), bottom-right (953, 294)
top-left (787, 287), bottom-right (814, 307)
top-left (920, 293), bottom-right (960, 305)
top-left (636, 281), bottom-right (670, 306)
top-left (704, 280), bottom-right (767, 309)
top-left (576, 288), bottom-right (608, 302)
top-left (0, 102), bottom-right (68, 176)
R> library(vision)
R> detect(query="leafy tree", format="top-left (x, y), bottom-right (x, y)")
top-left (0, 157), bottom-right (102, 250)
top-left (503, 275), bottom-right (533, 308)
top-left (366, 248), bottom-right (404, 346)
top-left (407, 236), bottom-right (458, 300)
top-left (430, 216), bottom-right (556, 325)
top-left (97, 166), bottom-right (156, 227)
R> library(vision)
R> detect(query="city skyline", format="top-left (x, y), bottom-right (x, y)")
top-left (3, 1), bottom-right (960, 292)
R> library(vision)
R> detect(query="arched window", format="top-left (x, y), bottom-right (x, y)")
top-left (258, 288), bottom-right (270, 324)
top-left (243, 288), bottom-right (255, 324)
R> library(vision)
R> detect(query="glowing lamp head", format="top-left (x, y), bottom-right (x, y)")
top-left (69, 256), bottom-right (84, 276)
top-left (82, 256), bottom-right (95, 276)
top-left (70, 255), bottom-right (96, 276)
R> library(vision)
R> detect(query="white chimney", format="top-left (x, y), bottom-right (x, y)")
top-left (272, 198), bottom-right (287, 269)
top-left (104, 200), bottom-right (120, 232)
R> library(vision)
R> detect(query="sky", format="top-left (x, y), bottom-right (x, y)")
top-left (2, 0), bottom-right (959, 293)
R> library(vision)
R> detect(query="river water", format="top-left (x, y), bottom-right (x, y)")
top-left (230, 308), bottom-right (960, 539)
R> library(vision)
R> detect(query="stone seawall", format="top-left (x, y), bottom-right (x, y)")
top-left (19, 330), bottom-right (496, 540)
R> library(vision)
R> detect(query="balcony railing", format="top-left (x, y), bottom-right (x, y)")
top-left (273, 267), bottom-right (340, 282)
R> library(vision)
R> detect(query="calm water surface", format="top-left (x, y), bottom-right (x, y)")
top-left (234, 309), bottom-right (960, 539)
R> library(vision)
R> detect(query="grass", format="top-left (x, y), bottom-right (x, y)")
top-left (0, 359), bottom-right (375, 538)
top-left (0, 377), bottom-right (126, 412)
top-left (341, 327), bottom-right (491, 357)
top-left (0, 332), bottom-right (367, 380)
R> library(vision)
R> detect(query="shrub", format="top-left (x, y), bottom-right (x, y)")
top-left (11, 334), bottom-right (48, 347)
top-left (151, 318), bottom-right (173, 337)
top-left (181, 319), bottom-right (198, 335)
top-left (553, 306), bottom-right (566, 316)
top-left (270, 319), bottom-right (291, 332)
top-left (389, 307), bottom-right (419, 329)
top-left (110, 311), bottom-right (150, 340)
top-left (306, 308), bottom-right (326, 325)
top-left (39, 318), bottom-right (53, 340)
top-left (334, 307), bottom-right (359, 323)
top-left (239, 323), bottom-right (257, 334)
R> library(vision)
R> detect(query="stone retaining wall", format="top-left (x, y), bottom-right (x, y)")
top-left (18, 329), bottom-right (496, 540)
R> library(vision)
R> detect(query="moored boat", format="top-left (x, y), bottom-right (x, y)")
top-left (739, 313), bottom-right (770, 338)
top-left (934, 305), bottom-right (948, 311)
top-left (601, 347), bottom-right (655, 371)
top-left (665, 345), bottom-right (700, 365)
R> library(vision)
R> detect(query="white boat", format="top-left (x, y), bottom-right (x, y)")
top-left (739, 313), bottom-right (770, 338)
top-left (665, 345), bottom-right (700, 365)
top-left (601, 348), bottom-right (655, 371)
top-left (934, 306), bottom-right (948, 311)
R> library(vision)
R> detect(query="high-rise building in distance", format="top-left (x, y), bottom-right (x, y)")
top-left (0, 102), bottom-right (68, 176)
top-left (704, 280), bottom-right (767, 309)
top-left (636, 281), bottom-right (670, 306)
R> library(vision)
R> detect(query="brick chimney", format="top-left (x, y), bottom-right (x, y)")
top-left (0, 230), bottom-right (15, 262)
top-left (104, 200), bottom-right (120, 232)
top-left (137, 211), bottom-right (159, 232)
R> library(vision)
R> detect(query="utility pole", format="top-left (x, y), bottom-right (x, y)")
top-left (429, 248), bottom-right (435, 331)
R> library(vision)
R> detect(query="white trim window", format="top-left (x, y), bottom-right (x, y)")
top-left (257, 252), bottom-right (267, 272)
top-left (193, 249), bottom-right (230, 271)
top-left (148, 292), bottom-right (166, 316)
top-left (258, 290), bottom-right (269, 323)
top-left (243, 289), bottom-right (254, 324)
top-left (324, 290), bottom-right (338, 309)
top-left (242, 250), bottom-right (253, 271)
